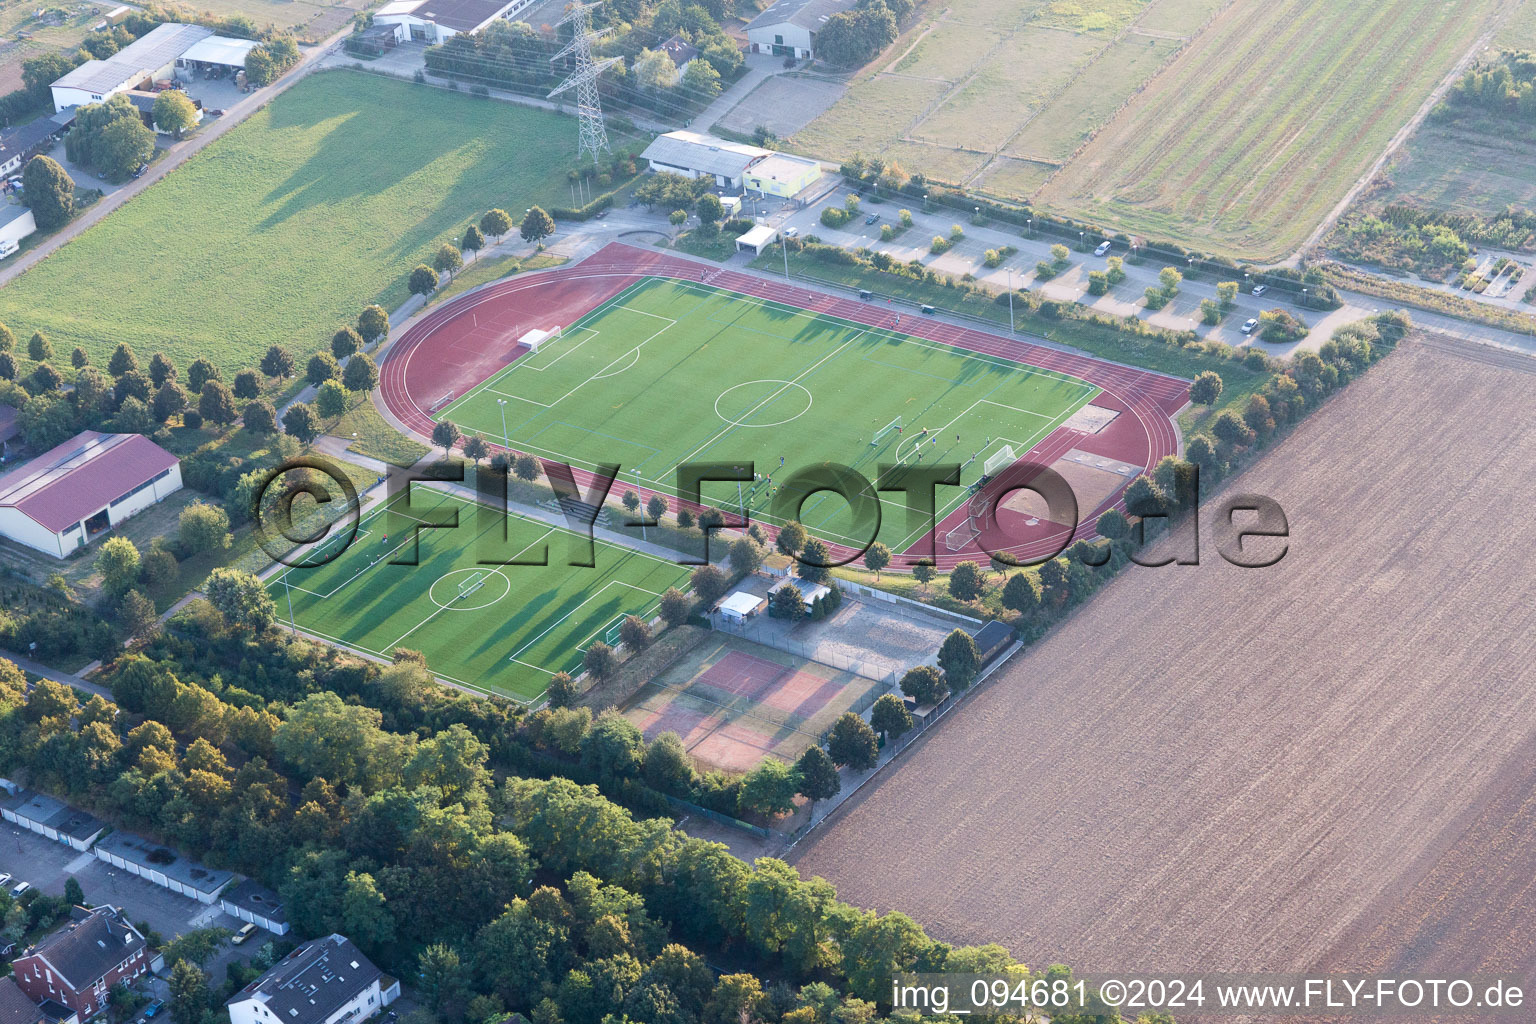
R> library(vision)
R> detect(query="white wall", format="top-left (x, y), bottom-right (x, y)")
top-left (105, 463), bottom-right (182, 528)
top-left (0, 507), bottom-right (69, 558)
top-left (229, 979), bottom-right (389, 1024)
top-left (747, 24), bottom-right (812, 57)
top-left (0, 209), bottom-right (37, 248)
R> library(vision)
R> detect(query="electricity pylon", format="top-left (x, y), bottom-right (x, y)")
top-left (548, 2), bottom-right (620, 163)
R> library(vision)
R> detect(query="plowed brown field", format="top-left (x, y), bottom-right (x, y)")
top-left (792, 334), bottom-right (1536, 980)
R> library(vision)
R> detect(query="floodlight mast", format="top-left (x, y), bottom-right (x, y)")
top-left (548, 3), bottom-right (619, 163)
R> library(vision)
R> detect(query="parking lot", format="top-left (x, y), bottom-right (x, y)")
top-left (2, 822), bottom-right (269, 990)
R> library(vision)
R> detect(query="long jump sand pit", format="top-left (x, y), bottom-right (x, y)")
top-left (792, 334), bottom-right (1536, 981)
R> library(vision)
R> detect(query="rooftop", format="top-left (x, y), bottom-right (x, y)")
top-left (0, 117), bottom-right (60, 167)
top-left (23, 906), bottom-right (144, 992)
top-left (744, 0), bottom-right (857, 33)
top-left (0, 431), bottom-right (178, 534)
top-left (0, 789), bottom-right (105, 842)
top-left (179, 35), bottom-right (259, 66)
top-left (93, 830), bottom-right (234, 894)
top-left (220, 879), bottom-right (288, 926)
top-left (0, 977), bottom-right (44, 1024)
top-left (658, 34), bottom-right (698, 65)
top-left (229, 935), bottom-right (383, 1024)
top-left (409, 0), bottom-right (521, 32)
top-left (641, 130), bottom-right (769, 178)
top-left (51, 24), bottom-right (213, 95)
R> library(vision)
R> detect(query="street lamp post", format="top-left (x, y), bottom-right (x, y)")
top-left (1302, 287), bottom-right (1308, 308)
top-left (636, 468), bottom-right (646, 541)
top-left (782, 231), bottom-right (790, 281)
top-left (284, 575), bottom-right (295, 634)
top-left (497, 398), bottom-right (509, 446)
top-left (1007, 266), bottom-right (1014, 333)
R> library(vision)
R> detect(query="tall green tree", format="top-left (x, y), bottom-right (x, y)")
top-left (826, 712), bottom-right (877, 770)
top-left (21, 155), bottom-right (73, 229)
top-left (520, 206), bottom-right (556, 244)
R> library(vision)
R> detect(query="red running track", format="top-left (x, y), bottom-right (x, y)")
top-left (377, 242), bottom-right (1190, 571)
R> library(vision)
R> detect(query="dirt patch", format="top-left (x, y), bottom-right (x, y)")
top-left (718, 75), bottom-right (846, 138)
top-left (792, 333), bottom-right (1536, 981)
top-left (1000, 450), bottom-right (1134, 525)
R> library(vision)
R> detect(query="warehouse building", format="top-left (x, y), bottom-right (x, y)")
top-left (744, 0), bottom-right (857, 59)
top-left (50, 23), bottom-right (213, 111)
top-left (0, 431), bottom-right (181, 558)
top-left (742, 151), bottom-right (823, 198)
top-left (639, 130), bottom-right (770, 190)
top-left (372, 0), bottom-right (540, 44)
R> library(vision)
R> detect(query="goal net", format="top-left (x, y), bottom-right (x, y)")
top-left (871, 417), bottom-right (902, 445)
top-left (983, 445), bottom-right (1017, 477)
top-left (457, 571), bottom-right (489, 600)
top-left (520, 325), bottom-right (563, 353)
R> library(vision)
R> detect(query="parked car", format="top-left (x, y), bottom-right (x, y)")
top-left (9, 881), bottom-right (30, 898)
top-left (0, 240), bottom-right (19, 260)
top-left (144, 1001), bottom-right (164, 1018)
top-left (920, 304), bottom-right (936, 315)
top-left (1241, 317), bottom-right (1260, 335)
top-left (232, 923), bottom-right (258, 945)
top-left (1251, 283), bottom-right (1267, 297)
top-left (0, 873), bottom-right (11, 888)
top-left (784, 227), bottom-right (798, 238)
top-left (132, 163), bottom-right (148, 179)
top-left (1093, 240), bottom-right (1111, 256)
top-left (864, 213), bottom-right (879, 225)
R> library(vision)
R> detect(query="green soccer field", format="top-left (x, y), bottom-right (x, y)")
top-left (268, 487), bottom-right (692, 701)
top-left (438, 278), bottom-right (1100, 553)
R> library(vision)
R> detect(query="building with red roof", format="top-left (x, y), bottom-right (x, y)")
top-left (0, 431), bottom-right (181, 558)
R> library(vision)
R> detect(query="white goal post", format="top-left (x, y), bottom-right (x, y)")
top-left (983, 445), bottom-right (1017, 476)
top-left (519, 325), bottom-right (564, 353)
top-left (871, 417), bottom-right (902, 445)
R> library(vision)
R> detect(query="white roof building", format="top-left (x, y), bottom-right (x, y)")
top-left (227, 935), bottom-right (398, 1024)
top-left (640, 130), bottom-right (770, 189)
top-left (744, 0), bottom-right (858, 59)
top-left (50, 23), bottom-right (213, 111)
top-left (735, 222), bottom-right (779, 255)
top-left (178, 35), bottom-right (260, 67)
top-left (717, 590), bottom-right (765, 622)
top-left (372, 0), bottom-right (540, 45)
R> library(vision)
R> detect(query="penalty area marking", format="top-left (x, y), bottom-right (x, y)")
top-left (428, 567), bottom-right (513, 611)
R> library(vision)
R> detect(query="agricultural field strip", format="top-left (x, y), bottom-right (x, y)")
top-left (443, 278), bottom-right (1097, 553)
top-left (271, 486), bottom-right (683, 694)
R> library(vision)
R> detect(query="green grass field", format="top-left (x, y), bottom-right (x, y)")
top-left (438, 277), bottom-right (1099, 552)
top-left (0, 70), bottom-right (639, 377)
top-left (270, 486), bottom-right (692, 700)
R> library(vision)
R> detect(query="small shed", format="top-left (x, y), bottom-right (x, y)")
top-left (972, 620), bottom-right (1014, 666)
top-left (735, 223), bottom-right (779, 255)
top-left (718, 590), bottom-right (765, 624)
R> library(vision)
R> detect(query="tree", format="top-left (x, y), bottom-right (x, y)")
top-left (794, 745), bottom-right (839, 806)
top-left (71, 346), bottom-right (88, 369)
top-left (581, 708), bottom-right (643, 778)
top-left (21, 155), bottom-right (73, 230)
top-left (358, 305), bottom-right (389, 345)
top-left (619, 614), bottom-right (652, 652)
top-left (341, 871), bottom-right (395, 953)
top-left (1097, 507), bottom-right (1130, 541)
top-left (1001, 571), bottom-right (1040, 614)
top-left (645, 733), bottom-right (697, 795)
top-left (826, 712), bottom-right (877, 770)
top-left (862, 541), bottom-right (891, 579)
top-left (1050, 243), bottom-right (1069, 263)
top-left (198, 380), bottom-right (237, 425)
top-left (480, 208), bottom-right (513, 241)
top-left (1087, 270), bottom-right (1109, 295)
top-left (797, 538), bottom-right (831, 584)
top-left (1216, 280), bottom-right (1239, 307)
top-left (869, 693), bottom-right (913, 741)
top-left (343, 352), bottom-right (379, 394)
top-left (180, 501), bottom-right (231, 554)
top-left (683, 59), bottom-right (722, 99)
top-left (462, 224), bottom-right (485, 261)
top-left (331, 326), bottom-right (362, 360)
top-left (233, 369), bottom-right (260, 400)
top-left (205, 567), bottom-right (276, 632)
top-left (912, 559), bottom-right (936, 593)
top-left (546, 672), bottom-right (579, 709)
top-left (29, 331), bottom-right (53, 362)
top-left (410, 264), bottom-right (440, 297)
top-left (947, 560), bottom-right (984, 601)
top-left (462, 433), bottom-right (489, 465)
top-left (261, 344), bottom-right (295, 378)
top-left (696, 193), bottom-right (724, 228)
top-left (513, 453), bottom-right (540, 482)
top-left (63, 876), bottom-right (85, 907)
top-left (690, 564), bottom-right (729, 607)
top-left (769, 582), bottom-right (804, 621)
top-left (900, 664), bottom-right (947, 705)
top-left (316, 379), bottom-right (348, 419)
top-left (243, 400), bottom-right (277, 434)
top-left (29, 363), bottom-right (61, 394)
top-left (283, 402), bottom-right (320, 443)
top-left (434, 243), bottom-right (464, 281)
top-left (729, 536), bottom-right (763, 577)
top-left (168, 959), bottom-right (210, 1024)
top-left (1189, 370), bottom-right (1223, 406)
top-left (1158, 266), bottom-right (1183, 295)
top-left (419, 944), bottom-right (470, 1023)
top-left (98, 536), bottom-right (141, 596)
top-left (432, 419), bottom-right (461, 456)
top-left (521, 206), bottom-right (556, 244)
top-left (659, 587), bottom-right (691, 626)
top-left (937, 628), bottom-right (980, 690)
top-left (1212, 409), bottom-right (1255, 448)
top-left (94, 115), bottom-right (155, 181)
top-left (154, 382), bottom-right (187, 423)
top-left (738, 759), bottom-right (799, 817)
top-left (187, 357), bottom-right (218, 393)
top-left (583, 641), bottom-right (617, 681)
top-left (647, 493), bottom-right (668, 524)
top-left (152, 89), bottom-right (198, 137)
top-left (306, 351), bottom-right (340, 388)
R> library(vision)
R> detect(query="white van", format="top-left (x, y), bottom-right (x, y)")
top-left (0, 239), bottom-right (19, 260)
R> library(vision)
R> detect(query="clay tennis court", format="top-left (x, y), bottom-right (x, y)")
top-left (623, 636), bottom-right (883, 772)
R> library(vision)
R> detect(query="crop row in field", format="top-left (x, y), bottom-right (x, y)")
top-left (1038, 0), bottom-right (1503, 259)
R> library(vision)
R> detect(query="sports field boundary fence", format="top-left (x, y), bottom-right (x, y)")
top-left (712, 610), bottom-right (904, 686)
top-left (832, 578), bottom-right (985, 629)
top-left (664, 795), bottom-right (773, 839)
